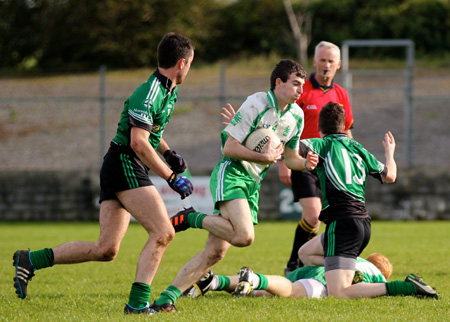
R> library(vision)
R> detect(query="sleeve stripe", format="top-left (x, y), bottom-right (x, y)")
top-left (147, 78), bottom-right (161, 103)
top-left (129, 109), bottom-right (151, 124)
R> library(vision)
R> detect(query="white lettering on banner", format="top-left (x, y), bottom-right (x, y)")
top-left (279, 186), bottom-right (303, 219)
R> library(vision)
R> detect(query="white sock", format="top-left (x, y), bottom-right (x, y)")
top-left (210, 275), bottom-right (219, 290)
top-left (251, 272), bottom-right (260, 288)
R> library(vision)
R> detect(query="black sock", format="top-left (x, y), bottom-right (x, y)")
top-left (288, 218), bottom-right (317, 264)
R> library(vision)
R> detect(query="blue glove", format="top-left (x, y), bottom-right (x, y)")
top-left (164, 150), bottom-right (187, 174)
top-left (167, 173), bottom-right (193, 199)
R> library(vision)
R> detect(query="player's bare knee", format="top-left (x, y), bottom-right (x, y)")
top-left (231, 233), bottom-right (254, 247)
top-left (302, 212), bottom-right (320, 227)
top-left (206, 247), bottom-right (227, 265)
top-left (309, 218), bottom-right (321, 227)
top-left (298, 245), bottom-right (305, 259)
top-left (155, 230), bottom-right (174, 248)
top-left (99, 246), bottom-right (119, 261)
top-left (165, 229), bottom-right (175, 243)
top-left (298, 246), bottom-right (311, 265)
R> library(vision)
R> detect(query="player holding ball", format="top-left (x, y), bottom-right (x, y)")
top-left (151, 59), bottom-right (318, 313)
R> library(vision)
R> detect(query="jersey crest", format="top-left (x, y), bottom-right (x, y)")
top-left (230, 111), bottom-right (242, 126)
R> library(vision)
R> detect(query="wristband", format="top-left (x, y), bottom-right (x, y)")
top-left (304, 160), bottom-right (308, 170)
top-left (167, 172), bottom-right (177, 183)
top-left (164, 150), bottom-right (186, 174)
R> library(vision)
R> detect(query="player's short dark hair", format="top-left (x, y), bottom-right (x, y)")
top-left (319, 102), bottom-right (345, 135)
top-left (270, 59), bottom-right (306, 90)
top-left (157, 32), bottom-right (195, 69)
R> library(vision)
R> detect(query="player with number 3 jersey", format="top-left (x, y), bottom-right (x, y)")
top-left (300, 130), bottom-right (385, 223)
top-left (297, 102), bottom-right (402, 299)
top-left (282, 41), bottom-right (355, 275)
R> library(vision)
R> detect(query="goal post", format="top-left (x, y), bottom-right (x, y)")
top-left (341, 39), bottom-right (415, 167)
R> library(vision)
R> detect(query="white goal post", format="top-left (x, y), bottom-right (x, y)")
top-left (341, 39), bottom-right (415, 167)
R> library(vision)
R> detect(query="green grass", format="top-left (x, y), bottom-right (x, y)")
top-left (1, 221), bottom-right (449, 321)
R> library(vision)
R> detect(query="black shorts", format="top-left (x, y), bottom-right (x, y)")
top-left (99, 143), bottom-right (153, 203)
top-left (323, 217), bottom-right (371, 259)
top-left (291, 169), bottom-right (322, 201)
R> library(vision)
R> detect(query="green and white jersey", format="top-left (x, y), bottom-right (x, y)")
top-left (300, 134), bottom-right (386, 222)
top-left (222, 90), bottom-right (304, 182)
top-left (112, 69), bottom-right (178, 152)
top-left (285, 257), bottom-right (386, 285)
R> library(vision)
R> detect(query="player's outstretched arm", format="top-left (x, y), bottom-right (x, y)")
top-left (382, 131), bottom-right (397, 183)
top-left (285, 148), bottom-right (318, 171)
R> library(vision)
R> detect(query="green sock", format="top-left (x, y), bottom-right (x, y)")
top-left (255, 273), bottom-right (268, 290)
top-left (128, 282), bottom-right (151, 309)
top-left (187, 212), bottom-right (207, 229)
top-left (215, 275), bottom-right (231, 291)
top-left (154, 285), bottom-right (181, 305)
top-left (29, 248), bottom-right (54, 270)
top-left (385, 281), bottom-right (416, 296)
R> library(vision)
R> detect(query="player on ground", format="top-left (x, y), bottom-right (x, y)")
top-left (184, 251), bottom-right (437, 299)
top-left (294, 102), bottom-right (437, 299)
top-left (150, 59), bottom-right (318, 313)
top-left (13, 32), bottom-right (195, 315)
top-left (185, 252), bottom-right (388, 298)
top-left (280, 41), bottom-right (354, 275)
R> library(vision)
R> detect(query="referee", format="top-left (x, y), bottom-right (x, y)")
top-left (280, 41), bottom-right (355, 275)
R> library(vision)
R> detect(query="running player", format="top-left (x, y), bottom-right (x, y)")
top-left (13, 32), bottom-right (195, 315)
top-left (149, 59), bottom-right (319, 313)
top-left (280, 41), bottom-right (354, 275)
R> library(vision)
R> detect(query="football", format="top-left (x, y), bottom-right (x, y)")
top-left (244, 128), bottom-right (281, 153)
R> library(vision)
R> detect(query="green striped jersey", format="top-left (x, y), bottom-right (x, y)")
top-left (285, 257), bottom-right (387, 285)
top-left (300, 134), bottom-right (386, 221)
top-left (112, 69), bottom-right (178, 152)
top-left (222, 89), bottom-right (304, 182)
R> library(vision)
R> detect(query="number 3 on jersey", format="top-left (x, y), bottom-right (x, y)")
top-left (341, 148), bottom-right (365, 185)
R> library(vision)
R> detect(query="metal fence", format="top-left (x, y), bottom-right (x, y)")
top-left (340, 39), bottom-right (450, 171)
top-left (1, 55), bottom-right (449, 172)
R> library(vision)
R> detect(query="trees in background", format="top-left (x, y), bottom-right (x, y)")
top-left (0, 0), bottom-right (219, 70)
top-left (283, 0), bottom-right (312, 67)
top-left (0, 0), bottom-right (449, 71)
top-left (308, 0), bottom-right (450, 57)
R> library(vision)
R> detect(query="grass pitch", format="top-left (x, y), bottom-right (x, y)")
top-left (1, 221), bottom-right (449, 321)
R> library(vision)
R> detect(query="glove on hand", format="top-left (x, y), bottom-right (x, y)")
top-left (164, 150), bottom-right (187, 174)
top-left (167, 173), bottom-right (193, 199)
